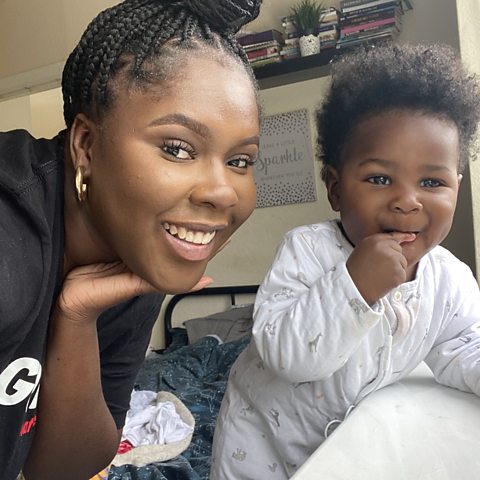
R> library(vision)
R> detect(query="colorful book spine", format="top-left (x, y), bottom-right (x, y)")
top-left (341, 0), bottom-right (401, 14)
top-left (341, 17), bottom-right (397, 35)
top-left (340, 6), bottom-right (399, 26)
top-left (237, 29), bottom-right (284, 47)
top-left (340, 23), bottom-right (399, 40)
top-left (250, 56), bottom-right (283, 69)
top-left (246, 46), bottom-right (281, 61)
top-left (337, 29), bottom-right (397, 48)
top-left (243, 40), bottom-right (281, 52)
top-left (341, 2), bottom-right (401, 18)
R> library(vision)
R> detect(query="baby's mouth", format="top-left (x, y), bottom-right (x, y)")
top-left (163, 222), bottom-right (216, 245)
top-left (383, 228), bottom-right (419, 235)
top-left (382, 228), bottom-right (419, 245)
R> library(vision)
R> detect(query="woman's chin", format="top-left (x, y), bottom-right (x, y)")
top-left (152, 271), bottom-right (209, 295)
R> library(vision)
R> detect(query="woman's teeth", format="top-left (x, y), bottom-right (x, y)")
top-left (163, 222), bottom-right (216, 245)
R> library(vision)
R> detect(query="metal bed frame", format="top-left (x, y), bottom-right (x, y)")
top-left (163, 284), bottom-right (259, 347)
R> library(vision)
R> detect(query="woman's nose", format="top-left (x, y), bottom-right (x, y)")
top-left (190, 168), bottom-right (239, 209)
top-left (389, 186), bottom-right (423, 213)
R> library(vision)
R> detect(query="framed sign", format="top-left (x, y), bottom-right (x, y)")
top-left (254, 108), bottom-right (317, 208)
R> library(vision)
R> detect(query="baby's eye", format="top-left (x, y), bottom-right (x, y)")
top-left (421, 178), bottom-right (442, 188)
top-left (367, 175), bottom-right (391, 185)
top-left (228, 156), bottom-right (256, 169)
top-left (162, 140), bottom-right (196, 160)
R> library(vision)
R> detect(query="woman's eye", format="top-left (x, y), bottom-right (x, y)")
top-left (421, 178), bottom-right (442, 188)
top-left (367, 175), bottom-right (390, 185)
top-left (228, 156), bottom-right (255, 169)
top-left (162, 140), bottom-right (196, 160)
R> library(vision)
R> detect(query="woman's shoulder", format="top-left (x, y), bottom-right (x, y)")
top-left (0, 129), bottom-right (63, 192)
top-left (0, 131), bottom-right (65, 332)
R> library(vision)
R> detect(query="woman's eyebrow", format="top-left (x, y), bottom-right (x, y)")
top-left (238, 135), bottom-right (260, 147)
top-left (148, 113), bottom-right (211, 139)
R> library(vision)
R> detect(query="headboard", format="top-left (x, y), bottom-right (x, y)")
top-left (163, 284), bottom-right (259, 347)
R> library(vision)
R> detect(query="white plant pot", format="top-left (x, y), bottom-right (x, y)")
top-left (299, 34), bottom-right (321, 57)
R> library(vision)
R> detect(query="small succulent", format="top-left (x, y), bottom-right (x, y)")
top-left (290, 0), bottom-right (326, 36)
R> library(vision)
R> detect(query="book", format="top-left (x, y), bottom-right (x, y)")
top-left (341, 0), bottom-right (402, 13)
top-left (340, 0), bottom-right (396, 8)
top-left (318, 23), bottom-right (339, 33)
top-left (250, 56), bottom-right (283, 69)
top-left (237, 29), bottom-right (284, 47)
top-left (340, 6), bottom-right (400, 27)
top-left (248, 52), bottom-right (281, 63)
top-left (340, 23), bottom-right (400, 40)
top-left (337, 29), bottom-right (397, 49)
top-left (284, 37), bottom-right (300, 46)
top-left (246, 45), bottom-right (281, 61)
top-left (341, 2), bottom-right (402, 18)
top-left (341, 17), bottom-right (398, 35)
top-left (319, 30), bottom-right (339, 48)
top-left (321, 7), bottom-right (341, 25)
top-left (242, 40), bottom-right (281, 52)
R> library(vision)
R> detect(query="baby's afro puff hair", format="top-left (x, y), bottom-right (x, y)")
top-left (316, 42), bottom-right (480, 178)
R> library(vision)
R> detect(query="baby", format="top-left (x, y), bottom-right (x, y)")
top-left (210, 43), bottom-right (480, 479)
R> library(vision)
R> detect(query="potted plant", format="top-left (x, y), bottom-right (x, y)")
top-left (290, 0), bottom-right (325, 56)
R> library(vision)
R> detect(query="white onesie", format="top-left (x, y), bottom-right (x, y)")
top-left (211, 220), bottom-right (480, 479)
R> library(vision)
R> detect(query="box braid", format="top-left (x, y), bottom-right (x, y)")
top-left (62, 0), bottom-right (262, 129)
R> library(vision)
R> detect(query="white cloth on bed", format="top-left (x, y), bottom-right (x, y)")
top-left (211, 220), bottom-right (480, 480)
top-left (122, 390), bottom-right (194, 447)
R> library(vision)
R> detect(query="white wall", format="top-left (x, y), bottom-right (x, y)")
top-left (0, 0), bottom-right (116, 79)
top-left (457, 0), bottom-right (480, 277)
top-left (30, 88), bottom-right (65, 138)
top-left (0, 96), bottom-right (31, 132)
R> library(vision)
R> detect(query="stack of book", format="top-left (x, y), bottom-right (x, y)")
top-left (337, 0), bottom-right (413, 50)
top-left (318, 7), bottom-right (341, 50)
top-left (237, 29), bottom-right (284, 69)
top-left (280, 16), bottom-right (301, 60)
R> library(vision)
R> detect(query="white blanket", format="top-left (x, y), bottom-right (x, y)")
top-left (113, 391), bottom-right (195, 466)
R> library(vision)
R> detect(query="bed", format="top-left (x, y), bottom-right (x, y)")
top-left (108, 285), bottom-right (259, 480)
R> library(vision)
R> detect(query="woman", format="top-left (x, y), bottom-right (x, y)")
top-left (0, 0), bottom-right (262, 478)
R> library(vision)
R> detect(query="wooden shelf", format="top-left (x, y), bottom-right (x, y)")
top-left (254, 49), bottom-right (337, 89)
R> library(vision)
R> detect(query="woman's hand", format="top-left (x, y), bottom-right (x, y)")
top-left (56, 262), bottom-right (213, 325)
top-left (55, 234), bottom-right (231, 324)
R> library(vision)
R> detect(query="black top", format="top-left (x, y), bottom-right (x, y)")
top-left (0, 130), bottom-right (164, 480)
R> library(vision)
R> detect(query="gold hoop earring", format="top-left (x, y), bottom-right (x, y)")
top-left (75, 166), bottom-right (88, 202)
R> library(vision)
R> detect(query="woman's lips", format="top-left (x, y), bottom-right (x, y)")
top-left (162, 222), bottom-right (218, 261)
top-left (163, 222), bottom-right (217, 245)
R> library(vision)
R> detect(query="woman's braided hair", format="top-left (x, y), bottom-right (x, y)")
top-left (316, 43), bottom-right (480, 177)
top-left (62, 0), bottom-right (262, 128)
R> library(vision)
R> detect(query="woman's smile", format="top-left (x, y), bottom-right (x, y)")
top-left (162, 222), bottom-right (219, 261)
top-left (163, 222), bottom-right (217, 245)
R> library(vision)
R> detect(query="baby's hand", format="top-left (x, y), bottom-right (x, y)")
top-left (346, 232), bottom-right (415, 305)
